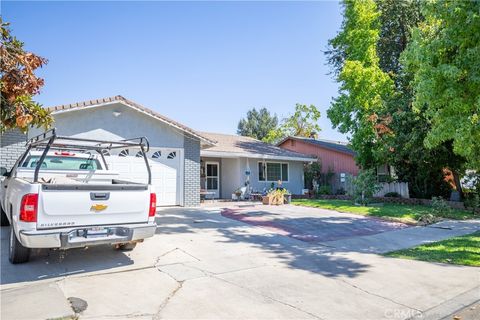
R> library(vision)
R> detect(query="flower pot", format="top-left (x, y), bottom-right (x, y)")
top-left (262, 196), bottom-right (272, 205)
top-left (271, 194), bottom-right (284, 205)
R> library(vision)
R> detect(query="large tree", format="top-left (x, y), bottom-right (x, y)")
top-left (403, 0), bottom-right (480, 171)
top-left (0, 18), bottom-right (52, 132)
top-left (326, 0), bottom-right (465, 198)
top-left (237, 107), bottom-right (278, 141)
top-left (263, 103), bottom-right (321, 144)
top-left (326, 0), bottom-right (393, 168)
top-left (374, 0), bottom-right (462, 198)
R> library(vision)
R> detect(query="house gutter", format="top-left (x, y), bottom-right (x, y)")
top-left (200, 150), bottom-right (316, 162)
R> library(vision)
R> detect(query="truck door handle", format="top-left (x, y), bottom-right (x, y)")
top-left (90, 192), bottom-right (110, 200)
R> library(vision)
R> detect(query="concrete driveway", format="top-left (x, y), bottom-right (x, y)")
top-left (1, 203), bottom-right (479, 320)
top-left (221, 204), bottom-right (408, 242)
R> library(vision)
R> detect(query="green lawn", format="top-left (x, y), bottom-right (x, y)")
top-left (291, 199), bottom-right (476, 224)
top-left (384, 232), bottom-right (480, 267)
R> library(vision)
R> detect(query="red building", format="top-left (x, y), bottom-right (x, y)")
top-left (278, 136), bottom-right (359, 190)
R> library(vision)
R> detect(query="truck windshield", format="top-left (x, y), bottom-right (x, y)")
top-left (21, 156), bottom-right (101, 170)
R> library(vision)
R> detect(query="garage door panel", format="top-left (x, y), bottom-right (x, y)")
top-left (105, 149), bottom-right (182, 206)
top-left (149, 148), bottom-right (181, 206)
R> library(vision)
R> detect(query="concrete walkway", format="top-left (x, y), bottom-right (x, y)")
top-left (321, 219), bottom-right (480, 253)
top-left (1, 205), bottom-right (479, 320)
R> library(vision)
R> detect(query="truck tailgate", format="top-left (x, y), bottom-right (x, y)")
top-left (37, 184), bottom-right (150, 229)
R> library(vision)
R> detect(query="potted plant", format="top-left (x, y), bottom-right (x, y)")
top-left (263, 188), bottom-right (288, 205)
top-left (232, 187), bottom-right (243, 201)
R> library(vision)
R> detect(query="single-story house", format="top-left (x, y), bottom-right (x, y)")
top-left (0, 96), bottom-right (315, 206)
top-left (277, 136), bottom-right (358, 191)
top-left (199, 132), bottom-right (316, 199)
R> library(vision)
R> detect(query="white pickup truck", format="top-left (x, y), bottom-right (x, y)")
top-left (0, 129), bottom-right (157, 263)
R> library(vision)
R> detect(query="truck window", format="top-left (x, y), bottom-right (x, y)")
top-left (21, 156), bottom-right (101, 170)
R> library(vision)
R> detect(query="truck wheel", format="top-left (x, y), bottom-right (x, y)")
top-left (9, 226), bottom-right (30, 264)
top-left (115, 242), bottom-right (137, 251)
top-left (1, 207), bottom-right (9, 226)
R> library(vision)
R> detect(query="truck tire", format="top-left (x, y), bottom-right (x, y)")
top-left (9, 226), bottom-right (30, 264)
top-left (115, 242), bottom-right (137, 251)
top-left (1, 207), bottom-right (9, 226)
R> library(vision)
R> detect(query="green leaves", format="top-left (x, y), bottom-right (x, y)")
top-left (263, 103), bottom-right (321, 144)
top-left (237, 107), bottom-right (278, 141)
top-left (350, 168), bottom-right (381, 205)
top-left (327, 0), bottom-right (393, 167)
top-left (403, 0), bottom-right (480, 170)
top-left (326, 0), bottom-right (471, 199)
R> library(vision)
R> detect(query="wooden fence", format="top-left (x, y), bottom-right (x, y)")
top-left (374, 182), bottom-right (410, 198)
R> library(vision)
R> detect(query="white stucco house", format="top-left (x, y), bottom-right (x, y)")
top-left (199, 132), bottom-right (315, 199)
top-left (0, 96), bottom-right (316, 206)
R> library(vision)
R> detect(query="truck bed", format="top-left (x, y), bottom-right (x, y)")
top-left (41, 180), bottom-right (148, 191)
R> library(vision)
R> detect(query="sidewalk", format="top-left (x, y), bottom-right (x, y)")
top-left (320, 219), bottom-right (480, 253)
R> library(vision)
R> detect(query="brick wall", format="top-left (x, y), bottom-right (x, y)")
top-left (0, 129), bottom-right (27, 170)
top-left (183, 134), bottom-right (201, 207)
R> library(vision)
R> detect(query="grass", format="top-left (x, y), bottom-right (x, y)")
top-left (291, 199), bottom-right (477, 224)
top-left (384, 232), bottom-right (480, 267)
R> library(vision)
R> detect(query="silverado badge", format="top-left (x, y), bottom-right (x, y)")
top-left (90, 204), bottom-right (108, 211)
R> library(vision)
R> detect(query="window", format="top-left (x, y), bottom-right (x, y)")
top-left (167, 151), bottom-right (176, 159)
top-left (206, 177), bottom-right (218, 190)
top-left (267, 163), bottom-right (281, 181)
top-left (206, 163), bottom-right (217, 177)
top-left (135, 151), bottom-right (143, 158)
top-left (119, 149), bottom-right (129, 157)
top-left (258, 162), bottom-right (289, 182)
top-left (22, 156), bottom-right (101, 170)
top-left (281, 163), bottom-right (288, 181)
top-left (152, 151), bottom-right (161, 159)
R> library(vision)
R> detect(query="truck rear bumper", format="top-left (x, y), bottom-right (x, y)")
top-left (19, 223), bottom-right (157, 249)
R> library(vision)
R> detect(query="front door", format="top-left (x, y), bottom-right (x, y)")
top-left (205, 162), bottom-right (220, 198)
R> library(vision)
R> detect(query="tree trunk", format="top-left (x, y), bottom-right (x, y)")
top-left (452, 170), bottom-right (463, 200)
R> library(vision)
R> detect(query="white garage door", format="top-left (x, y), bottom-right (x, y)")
top-left (105, 148), bottom-right (183, 206)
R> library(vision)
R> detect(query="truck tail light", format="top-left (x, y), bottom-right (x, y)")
top-left (54, 151), bottom-right (75, 156)
top-left (149, 193), bottom-right (157, 217)
top-left (20, 194), bottom-right (38, 222)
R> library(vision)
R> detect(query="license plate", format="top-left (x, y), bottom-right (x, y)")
top-left (87, 227), bottom-right (108, 236)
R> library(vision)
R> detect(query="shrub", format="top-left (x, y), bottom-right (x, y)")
top-left (431, 196), bottom-right (452, 216)
top-left (384, 192), bottom-right (401, 198)
top-left (350, 169), bottom-right (381, 206)
top-left (316, 185), bottom-right (331, 196)
top-left (335, 187), bottom-right (346, 195)
top-left (464, 193), bottom-right (480, 213)
top-left (417, 213), bottom-right (442, 226)
top-left (304, 161), bottom-right (322, 190)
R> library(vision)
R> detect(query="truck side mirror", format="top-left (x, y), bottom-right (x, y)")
top-left (0, 167), bottom-right (9, 176)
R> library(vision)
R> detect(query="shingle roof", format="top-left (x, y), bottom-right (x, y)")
top-left (200, 132), bottom-right (316, 161)
top-left (46, 95), bottom-right (216, 145)
top-left (280, 136), bottom-right (356, 156)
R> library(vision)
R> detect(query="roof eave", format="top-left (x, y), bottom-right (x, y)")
top-left (200, 150), bottom-right (316, 162)
top-left (278, 136), bottom-right (355, 156)
top-left (49, 98), bottom-right (217, 146)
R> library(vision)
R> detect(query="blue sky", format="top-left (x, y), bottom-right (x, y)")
top-left (3, 1), bottom-right (346, 141)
